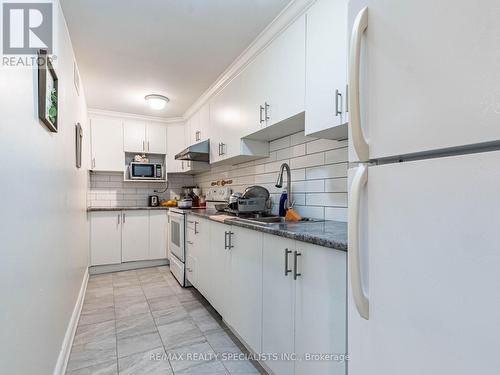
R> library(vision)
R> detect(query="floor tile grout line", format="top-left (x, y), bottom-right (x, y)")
top-left (140, 271), bottom-right (176, 375)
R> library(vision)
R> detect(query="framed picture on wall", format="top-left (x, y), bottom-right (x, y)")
top-left (38, 49), bottom-right (58, 132)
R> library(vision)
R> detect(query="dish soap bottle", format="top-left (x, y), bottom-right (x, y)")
top-left (279, 189), bottom-right (288, 217)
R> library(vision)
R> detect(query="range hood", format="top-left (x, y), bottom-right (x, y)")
top-left (175, 139), bottom-right (210, 162)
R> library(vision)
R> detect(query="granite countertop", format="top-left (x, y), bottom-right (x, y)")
top-left (186, 208), bottom-right (347, 251)
top-left (87, 206), bottom-right (170, 212)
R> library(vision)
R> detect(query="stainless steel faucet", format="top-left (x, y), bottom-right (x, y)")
top-left (275, 163), bottom-right (291, 210)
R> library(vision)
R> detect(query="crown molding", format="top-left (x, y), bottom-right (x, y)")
top-left (182, 0), bottom-right (316, 120)
top-left (88, 108), bottom-right (184, 124)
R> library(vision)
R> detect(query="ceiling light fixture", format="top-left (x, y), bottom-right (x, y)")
top-left (145, 94), bottom-right (169, 110)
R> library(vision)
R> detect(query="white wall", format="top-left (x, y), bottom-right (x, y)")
top-left (194, 131), bottom-right (348, 221)
top-left (0, 1), bottom-right (90, 373)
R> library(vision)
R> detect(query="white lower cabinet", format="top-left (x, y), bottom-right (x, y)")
top-left (294, 242), bottom-right (347, 375)
top-left (185, 218), bottom-right (347, 375)
top-left (229, 227), bottom-right (263, 353)
top-left (149, 211), bottom-right (168, 260)
top-left (90, 211), bottom-right (122, 266)
top-left (121, 210), bottom-right (149, 262)
top-left (262, 234), bottom-right (296, 375)
top-left (263, 235), bottom-right (347, 375)
top-left (209, 221), bottom-right (231, 317)
top-left (90, 210), bottom-right (168, 266)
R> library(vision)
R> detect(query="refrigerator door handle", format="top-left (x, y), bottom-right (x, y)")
top-left (348, 6), bottom-right (369, 162)
top-left (348, 164), bottom-right (369, 320)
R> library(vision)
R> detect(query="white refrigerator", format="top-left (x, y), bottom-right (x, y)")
top-left (346, 1), bottom-right (500, 374)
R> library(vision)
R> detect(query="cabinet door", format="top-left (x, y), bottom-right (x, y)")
top-left (239, 49), bottom-right (269, 136)
top-left (149, 211), bottom-right (167, 259)
top-left (262, 234), bottom-right (295, 375)
top-left (209, 221), bottom-right (231, 317)
top-left (266, 14), bottom-right (306, 127)
top-left (121, 210), bottom-right (149, 262)
top-left (192, 218), bottom-right (210, 296)
top-left (90, 211), bottom-right (122, 266)
top-left (146, 123), bottom-right (167, 154)
top-left (90, 117), bottom-right (124, 171)
top-left (166, 123), bottom-right (185, 173)
top-left (197, 103), bottom-right (210, 142)
top-left (228, 227), bottom-right (263, 352)
top-left (210, 76), bottom-right (242, 162)
top-left (294, 242), bottom-right (346, 375)
top-left (305, 0), bottom-right (348, 136)
top-left (123, 120), bottom-right (146, 153)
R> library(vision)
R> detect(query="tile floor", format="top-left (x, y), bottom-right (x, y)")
top-left (67, 266), bottom-right (266, 375)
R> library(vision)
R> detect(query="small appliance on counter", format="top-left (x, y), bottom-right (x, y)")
top-left (177, 198), bottom-right (193, 209)
top-left (148, 195), bottom-right (159, 207)
top-left (181, 186), bottom-right (202, 208)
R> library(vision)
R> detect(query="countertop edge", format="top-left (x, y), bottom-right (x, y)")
top-left (87, 207), bottom-right (170, 212)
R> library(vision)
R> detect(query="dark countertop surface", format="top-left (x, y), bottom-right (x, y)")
top-left (186, 208), bottom-right (347, 251)
top-left (87, 206), bottom-right (170, 212)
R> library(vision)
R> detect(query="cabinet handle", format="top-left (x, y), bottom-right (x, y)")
top-left (259, 105), bottom-right (265, 124)
top-left (293, 251), bottom-right (302, 280)
top-left (284, 248), bottom-right (292, 276)
top-left (147, 141), bottom-right (150, 152)
top-left (228, 231), bottom-right (234, 249)
top-left (194, 221), bottom-right (198, 234)
top-left (122, 212), bottom-right (126, 223)
top-left (335, 89), bottom-right (343, 116)
top-left (143, 140), bottom-right (145, 152)
top-left (92, 158), bottom-right (96, 169)
top-left (196, 131), bottom-right (201, 142)
top-left (220, 143), bottom-right (226, 156)
top-left (117, 213), bottom-right (121, 225)
top-left (265, 102), bottom-right (270, 121)
top-left (187, 240), bottom-right (194, 245)
top-left (224, 231), bottom-right (228, 249)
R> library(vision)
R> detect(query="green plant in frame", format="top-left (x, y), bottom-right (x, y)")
top-left (49, 87), bottom-right (57, 124)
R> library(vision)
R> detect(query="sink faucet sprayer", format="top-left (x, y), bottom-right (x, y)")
top-left (275, 163), bottom-right (292, 210)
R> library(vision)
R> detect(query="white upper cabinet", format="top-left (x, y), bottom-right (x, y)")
top-left (266, 14), bottom-right (306, 127)
top-left (146, 122), bottom-right (167, 154)
top-left (210, 75), bottom-right (269, 165)
top-left (90, 116), bottom-right (124, 171)
top-left (305, 0), bottom-right (348, 140)
top-left (210, 75), bottom-right (242, 163)
top-left (124, 120), bottom-right (167, 154)
top-left (123, 120), bottom-right (146, 153)
top-left (166, 123), bottom-right (185, 173)
top-left (239, 49), bottom-right (270, 136)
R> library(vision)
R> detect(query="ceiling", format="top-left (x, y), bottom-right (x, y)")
top-left (60, 0), bottom-right (291, 118)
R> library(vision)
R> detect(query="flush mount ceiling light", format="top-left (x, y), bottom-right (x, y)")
top-left (145, 94), bottom-right (169, 110)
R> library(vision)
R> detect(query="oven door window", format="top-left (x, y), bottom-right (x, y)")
top-left (170, 220), bottom-right (180, 247)
top-left (132, 164), bottom-right (154, 178)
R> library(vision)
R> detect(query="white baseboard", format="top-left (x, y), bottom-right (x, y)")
top-left (53, 268), bottom-right (89, 375)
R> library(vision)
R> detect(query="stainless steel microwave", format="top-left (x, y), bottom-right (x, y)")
top-left (129, 162), bottom-right (164, 180)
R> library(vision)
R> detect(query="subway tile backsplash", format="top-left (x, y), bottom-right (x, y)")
top-left (194, 131), bottom-right (348, 222)
top-left (88, 172), bottom-right (194, 208)
top-left (87, 131), bottom-right (348, 220)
